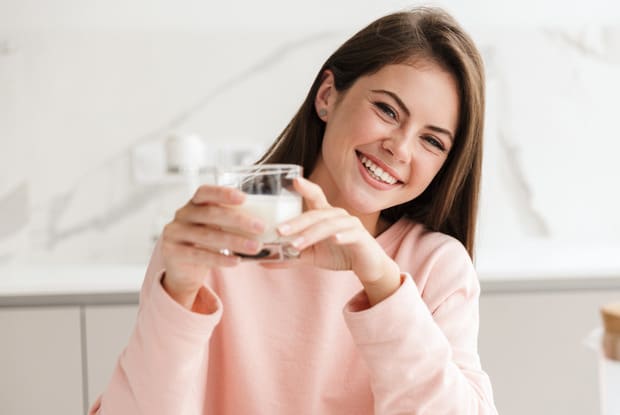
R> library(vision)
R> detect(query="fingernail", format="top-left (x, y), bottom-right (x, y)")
top-left (277, 223), bottom-right (291, 235)
top-left (231, 190), bottom-right (245, 203)
top-left (253, 220), bottom-right (265, 232)
top-left (291, 236), bottom-right (305, 249)
top-left (244, 239), bottom-right (260, 251)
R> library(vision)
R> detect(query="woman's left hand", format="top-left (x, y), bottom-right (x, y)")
top-left (275, 177), bottom-right (401, 303)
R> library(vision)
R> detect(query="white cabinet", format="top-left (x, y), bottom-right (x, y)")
top-left (84, 305), bottom-right (138, 409)
top-left (479, 289), bottom-right (620, 415)
top-left (1, 281), bottom-right (618, 415)
top-left (0, 307), bottom-right (84, 415)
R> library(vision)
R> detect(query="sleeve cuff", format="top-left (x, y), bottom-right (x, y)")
top-left (343, 273), bottom-right (436, 345)
top-left (148, 269), bottom-right (223, 337)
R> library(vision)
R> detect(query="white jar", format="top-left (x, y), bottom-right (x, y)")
top-left (600, 303), bottom-right (620, 415)
top-left (165, 133), bottom-right (207, 173)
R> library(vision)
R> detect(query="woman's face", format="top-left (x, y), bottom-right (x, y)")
top-left (310, 61), bottom-right (460, 224)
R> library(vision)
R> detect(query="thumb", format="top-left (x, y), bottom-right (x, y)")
top-left (294, 177), bottom-right (331, 210)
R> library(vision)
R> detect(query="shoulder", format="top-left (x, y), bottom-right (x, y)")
top-left (392, 218), bottom-right (470, 265)
top-left (391, 219), bottom-right (478, 304)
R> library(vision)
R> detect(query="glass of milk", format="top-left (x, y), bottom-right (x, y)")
top-left (216, 164), bottom-right (303, 261)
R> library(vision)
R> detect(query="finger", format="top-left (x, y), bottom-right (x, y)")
top-left (176, 203), bottom-right (265, 236)
top-left (163, 240), bottom-right (241, 268)
top-left (163, 221), bottom-right (264, 256)
top-left (276, 207), bottom-right (348, 236)
top-left (191, 184), bottom-right (246, 206)
top-left (322, 227), bottom-right (364, 245)
top-left (289, 216), bottom-right (361, 251)
top-left (293, 177), bottom-right (331, 210)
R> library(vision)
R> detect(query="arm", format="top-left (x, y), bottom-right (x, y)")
top-left (90, 184), bottom-right (265, 414)
top-left (277, 178), bottom-right (495, 412)
top-left (343, 240), bottom-right (497, 415)
top-left (89, 240), bottom-right (223, 415)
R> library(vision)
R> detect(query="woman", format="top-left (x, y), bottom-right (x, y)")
top-left (91, 7), bottom-right (497, 414)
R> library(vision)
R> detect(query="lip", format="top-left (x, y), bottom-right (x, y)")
top-left (356, 151), bottom-right (405, 183)
top-left (356, 152), bottom-right (401, 190)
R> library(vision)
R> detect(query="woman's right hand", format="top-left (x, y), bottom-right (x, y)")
top-left (160, 185), bottom-right (265, 310)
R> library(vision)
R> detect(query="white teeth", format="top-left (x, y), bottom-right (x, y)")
top-left (359, 154), bottom-right (398, 185)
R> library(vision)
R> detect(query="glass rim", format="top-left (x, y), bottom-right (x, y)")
top-left (216, 163), bottom-right (303, 175)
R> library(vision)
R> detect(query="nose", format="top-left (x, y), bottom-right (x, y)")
top-left (381, 135), bottom-right (411, 163)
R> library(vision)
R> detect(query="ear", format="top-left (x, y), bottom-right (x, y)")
top-left (314, 70), bottom-right (336, 121)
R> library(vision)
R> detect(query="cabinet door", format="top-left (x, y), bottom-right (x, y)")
top-left (0, 307), bottom-right (83, 415)
top-left (479, 289), bottom-right (620, 415)
top-left (85, 305), bottom-right (138, 408)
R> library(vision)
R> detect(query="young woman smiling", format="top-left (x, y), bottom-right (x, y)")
top-left (91, 7), bottom-right (497, 415)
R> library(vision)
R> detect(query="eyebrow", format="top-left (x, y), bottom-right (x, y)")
top-left (427, 125), bottom-right (454, 143)
top-left (371, 89), bottom-right (454, 143)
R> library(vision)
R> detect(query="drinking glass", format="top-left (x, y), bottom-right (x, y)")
top-left (216, 164), bottom-right (303, 261)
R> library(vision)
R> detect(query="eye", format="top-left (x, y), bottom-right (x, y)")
top-left (373, 102), bottom-right (398, 121)
top-left (422, 135), bottom-right (447, 152)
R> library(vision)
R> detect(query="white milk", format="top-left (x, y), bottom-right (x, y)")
top-left (233, 193), bottom-right (302, 242)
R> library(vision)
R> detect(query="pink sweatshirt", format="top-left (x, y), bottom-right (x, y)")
top-left (90, 218), bottom-right (497, 414)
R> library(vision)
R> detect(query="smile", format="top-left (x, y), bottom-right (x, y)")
top-left (357, 153), bottom-right (399, 185)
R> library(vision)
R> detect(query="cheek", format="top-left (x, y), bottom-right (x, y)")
top-left (321, 126), bottom-right (342, 161)
top-left (319, 129), bottom-right (349, 177)
top-left (338, 106), bottom-right (385, 144)
top-left (410, 157), bottom-right (445, 189)
top-left (355, 113), bottom-right (387, 140)
top-left (322, 117), bottom-right (367, 156)
top-left (424, 159), bottom-right (443, 178)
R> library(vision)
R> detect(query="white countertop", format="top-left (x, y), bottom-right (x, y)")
top-left (474, 239), bottom-right (620, 292)
top-left (475, 239), bottom-right (620, 281)
top-left (0, 265), bottom-right (144, 298)
top-left (1, 239), bottom-right (619, 304)
top-left (0, 265), bottom-right (145, 305)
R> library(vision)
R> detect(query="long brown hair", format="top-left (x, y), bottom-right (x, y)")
top-left (259, 7), bottom-right (485, 258)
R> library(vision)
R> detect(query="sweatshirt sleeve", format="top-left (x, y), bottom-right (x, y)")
top-left (343, 239), bottom-right (497, 414)
top-left (89, 240), bottom-right (223, 415)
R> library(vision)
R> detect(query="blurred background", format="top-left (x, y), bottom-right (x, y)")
top-left (1, 0), bottom-right (619, 414)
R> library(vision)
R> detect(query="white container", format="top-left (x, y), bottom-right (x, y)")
top-left (587, 303), bottom-right (620, 415)
top-left (165, 133), bottom-right (207, 173)
top-left (601, 303), bottom-right (620, 415)
top-left (599, 357), bottom-right (620, 415)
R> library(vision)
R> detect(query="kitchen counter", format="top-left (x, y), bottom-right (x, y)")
top-left (1, 239), bottom-right (620, 306)
top-left (475, 239), bottom-right (620, 293)
top-left (0, 265), bottom-right (144, 306)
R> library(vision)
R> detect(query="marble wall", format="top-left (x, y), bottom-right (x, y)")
top-left (1, 1), bottom-right (619, 272)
